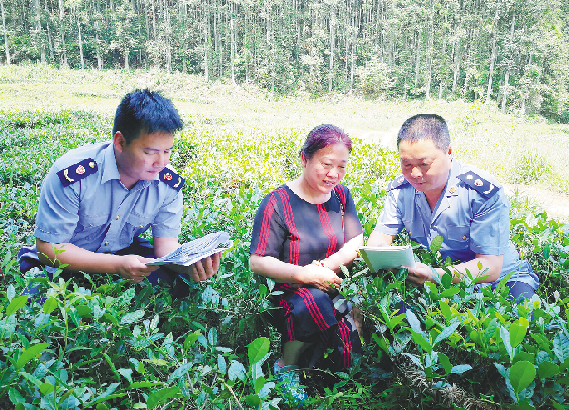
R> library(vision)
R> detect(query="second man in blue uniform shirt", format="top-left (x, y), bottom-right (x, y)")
top-left (368, 114), bottom-right (538, 299)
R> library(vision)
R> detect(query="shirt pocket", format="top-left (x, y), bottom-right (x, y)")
top-left (121, 213), bottom-right (154, 243)
top-left (402, 218), bottom-right (427, 245)
top-left (74, 213), bottom-right (109, 242)
top-left (438, 225), bottom-right (470, 250)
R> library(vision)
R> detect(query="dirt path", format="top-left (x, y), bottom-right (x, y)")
top-left (503, 184), bottom-right (569, 222)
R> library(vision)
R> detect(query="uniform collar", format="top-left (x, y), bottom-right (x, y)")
top-left (444, 159), bottom-right (462, 197)
top-left (101, 142), bottom-right (121, 184)
top-left (100, 141), bottom-right (158, 189)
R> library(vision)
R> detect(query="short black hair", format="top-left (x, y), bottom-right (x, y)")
top-left (397, 114), bottom-right (451, 151)
top-left (112, 89), bottom-right (183, 144)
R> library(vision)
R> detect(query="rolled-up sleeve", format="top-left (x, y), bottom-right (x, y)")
top-left (151, 189), bottom-right (183, 238)
top-left (34, 169), bottom-right (81, 243)
top-left (373, 189), bottom-right (404, 237)
top-left (469, 189), bottom-right (510, 255)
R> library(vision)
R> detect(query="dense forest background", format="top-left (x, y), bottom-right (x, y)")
top-left (1, 0), bottom-right (568, 121)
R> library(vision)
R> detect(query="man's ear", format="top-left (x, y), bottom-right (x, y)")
top-left (113, 131), bottom-right (126, 153)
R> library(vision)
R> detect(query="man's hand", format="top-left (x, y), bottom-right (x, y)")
top-left (116, 255), bottom-right (159, 284)
top-left (190, 252), bottom-right (221, 282)
top-left (302, 264), bottom-right (343, 292)
top-left (404, 262), bottom-right (435, 286)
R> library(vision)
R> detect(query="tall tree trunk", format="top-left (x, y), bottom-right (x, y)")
top-left (77, 19), bottom-right (84, 69)
top-left (0, 0), bottom-right (9, 64)
top-left (452, 44), bottom-right (461, 94)
top-left (45, 0), bottom-right (54, 60)
top-left (424, 0), bottom-right (434, 100)
top-left (59, 0), bottom-right (68, 67)
top-left (485, 10), bottom-right (499, 104)
top-left (94, 20), bottom-right (103, 69)
top-left (414, 30), bottom-right (421, 89)
top-left (230, 8), bottom-right (236, 84)
top-left (520, 54), bottom-right (532, 116)
top-left (164, 0), bottom-right (171, 72)
top-left (328, 3), bottom-right (335, 93)
top-left (203, 0), bottom-right (210, 81)
top-left (214, 5), bottom-right (220, 78)
top-left (33, 0), bottom-right (46, 63)
top-left (501, 14), bottom-right (515, 114)
top-left (143, 0), bottom-right (149, 38)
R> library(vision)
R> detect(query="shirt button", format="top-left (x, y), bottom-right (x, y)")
top-left (89, 224), bottom-right (93, 227)
top-left (462, 236), bottom-right (467, 240)
top-left (105, 242), bottom-right (109, 246)
top-left (432, 225), bottom-right (437, 229)
top-left (116, 215), bottom-right (120, 220)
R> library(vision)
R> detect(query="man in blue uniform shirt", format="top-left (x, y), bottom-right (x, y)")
top-left (368, 114), bottom-right (538, 299)
top-left (18, 89), bottom-right (219, 296)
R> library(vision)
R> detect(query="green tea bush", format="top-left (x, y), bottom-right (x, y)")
top-left (1, 107), bottom-right (568, 409)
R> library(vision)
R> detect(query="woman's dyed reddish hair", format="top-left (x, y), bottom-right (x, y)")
top-left (299, 124), bottom-right (352, 160)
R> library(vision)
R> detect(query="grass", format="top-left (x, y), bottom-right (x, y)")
top-left (1, 63), bottom-right (568, 197)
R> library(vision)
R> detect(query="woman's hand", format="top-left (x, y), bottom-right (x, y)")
top-left (301, 264), bottom-right (343, 291)
top-left (403, 262), bottom-right (434, 286)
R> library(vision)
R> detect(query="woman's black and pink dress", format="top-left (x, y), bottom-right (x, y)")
top-left (250, 184), bottom-right (363, 371)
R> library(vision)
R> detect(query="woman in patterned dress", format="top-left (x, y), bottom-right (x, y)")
top-left (249, 124), bottom-right (363, 401)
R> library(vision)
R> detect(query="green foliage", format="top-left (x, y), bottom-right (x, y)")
top-left (512, 153), bottom-right (552, 184)
top-left (0, 95), bottom-right (568, 408)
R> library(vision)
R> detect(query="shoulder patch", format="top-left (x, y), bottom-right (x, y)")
top-left (457, 172), bottom-right (498, 198)
top-left (159, 168), bottom-right (185, 191)
top-left (57, 158), bottom-right (98, 187)
top-left (387, 175), bottom-right (409, 191)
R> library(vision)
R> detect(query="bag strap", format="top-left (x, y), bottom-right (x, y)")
top-left (332, 187), bottom-right (345, 233)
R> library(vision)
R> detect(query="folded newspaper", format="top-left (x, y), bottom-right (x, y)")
top-left (147, 231), bottom-right (233, 271)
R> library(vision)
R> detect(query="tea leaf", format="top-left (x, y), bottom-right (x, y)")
top-left (451, 364), bottom-right (472, 375)
top-left (500, 326), bottom-right (514, 362)
top-left (16, 342), bottom-right (49, 369)
top-left (410, 330), bottom-right (432, 353)
top-left (434, 321), bottom-right (460, 346)
top-left (553, 332), bottom-right (569, 363)
top-left (42, 297), bottom-right (58, 314)
top-left (509, 360), bottom-right (536, 396)
top-left (147, 387), bottom-right (182, 409)
top-left (218, 354), bottom-right (227, 375)
top-left (430, 235), bottom-right (444, 253)
top-left (228, 360), bottom-right (247, 381)
top-left (405, 310), bottom-right (422, 333)
top-left (168, 362), bottom-right (193, 384)
top-left (248, 337), bottom-right (270, 365)
top-left (438, 352), bottom-right (452, 375)
top-left (8, 387), bottom-right (25, 404)
top-left (538, 361), bottom-right (559, 380)
top-left (6, 295), bottom-right (28, 317)
top-left (509, 321), bottom-right (528, 348)
top-left (120, 309), bottom-right (145, 325)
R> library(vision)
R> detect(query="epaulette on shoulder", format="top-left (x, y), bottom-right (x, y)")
top-left (457, 171), bottom-right (499, 198)
top-left (57, 158), bottom-right (98, 187)
top-left (159, 167), bottom-right (185, 191)
top-left (387, 175), bottom-right (409, 191)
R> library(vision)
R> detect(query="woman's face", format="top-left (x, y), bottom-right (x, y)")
top-left (301, 143), bottom-right (350, 195)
